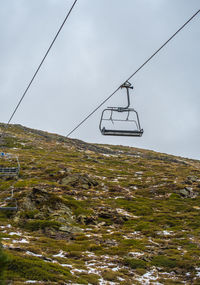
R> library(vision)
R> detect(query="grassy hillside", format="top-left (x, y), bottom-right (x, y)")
top-left (0, 123), bottom-right (200, 284)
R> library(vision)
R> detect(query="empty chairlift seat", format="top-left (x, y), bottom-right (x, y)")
top-left (0, 153), bottom-right (20, 176)
top-left (0, 188), bottom-right (18, 211)
top-left (0, 202), bottom-right (18, 211)
top-left (99, 82), bottom-right (143, 137)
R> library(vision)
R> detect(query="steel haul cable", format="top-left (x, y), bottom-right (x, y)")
top-left (36, 9), bottom-right (200, 164)
top-left (0, 0), bottom-right (78, 143)
top-left (66, 9), bottom-right (200, 138)
top-left (1, 8), bottom-right (199, 161)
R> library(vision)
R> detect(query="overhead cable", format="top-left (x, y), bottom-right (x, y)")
top-left (66, 9), bottom-right (200, 138)
top-left (7, 0), bottom-right (78, 125)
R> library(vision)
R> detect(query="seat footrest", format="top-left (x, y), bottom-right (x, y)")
top-left (102, 129), bottom-right (143, 137)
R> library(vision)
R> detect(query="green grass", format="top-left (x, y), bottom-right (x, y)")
top-left (123, 257), bottom-right (147, 269)
top-left (5, 253), bottom-right (73, 282)
top-left (0, 243), bottom-right (9, 285)
top-left (1, 124), bottom-right (200, 283)
top-left (21, 219), bottom-right (61, 231)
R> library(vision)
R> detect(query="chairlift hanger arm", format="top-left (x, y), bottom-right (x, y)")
top-left (65, 10), bottom-right (199, 139)
top-left (0, 153), bottom-right (20, 176)
top-left (119, 81), bottom-right (133, 109)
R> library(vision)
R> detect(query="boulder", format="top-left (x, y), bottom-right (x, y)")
top-left (187, 176), bottom-right (198, 183)
top-left (179, 187), bottom-right (193, 198)
top-left (179, 189), bottom-right (189, 197)
top-left (61, 173), bottom-right (98, 189)
top-left (59, 225), bottom-right (82, 234)
top-left (16, 188), bottom-right (77, 233)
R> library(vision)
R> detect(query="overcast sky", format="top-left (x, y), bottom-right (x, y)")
top-left (1, 0), bottom-right (200, 159)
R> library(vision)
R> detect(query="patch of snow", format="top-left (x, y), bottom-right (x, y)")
top-left (85, 251), bottom-right (96, 258)
top-left (0, 225), bottom-right (11, 229)
top-left (135, 171), bottom-right (143, 175)
top-left (132, 186), bottom-right (138, 190)
top-left (26, 251), bottom-right (42, 258)
top-left (148, 238), bottom-right (160, 246)
top-left (186, 272), bottom-right (190, 276)
top-left (128, 251), bottom-right (144, 257)
top-left (123, 231), bottom-right (141, 239)
top-left (116, 208), bottom-right (134, 218)
top-left (0, 226), bottom-right (6, 229)
top-left (8, 231), bottom-right (22, 236)
top-left (60, 264), bottom-right (73, 268)
top-left (112, 266), bottom-right (120, 272)
top-left (25, 281), bottom-right (43, 284)
top-left (72, 268), bottom-right (87, 274)
top-left (135, 269), bottom-right (160, 284)
top-left (106, 229), bottom-right (112, 233)
top-left (99, 279), bottom-right (116, 285)
top-left (86, 262), bottom-right (96, 267)
top-left (159, 271), bottom-right (175, 277)
top-left (114, 196), bottom-right (124, 199)
top-left (102, 154), bottom-right (118, 158)
top-left (196, 267), bottom-right (200, 277)
top-left (101, 177), bottom-right (107, 180)
top-left (193, 206), bottom-right (200, 210)
top-left (157, 230), bottom-right (174, 236)
top-left (102, 255), bottom-right (110, 260)
top-left (52, 250), bottom-right (66, 258)
top-left (112, 178), bottom-right (119, 182)
top-left (97, 265), bottom-right (107, 269)
top-left (106, 262), bottom-right (118, 267)
top-left (13, 238), bottom-right (29, 244)
top-left (118, 277), bottom-right (125, 281)
top-left (107, 231), bottom-right (114, 235)
top-left (87, 267), bottom-right (99, 274)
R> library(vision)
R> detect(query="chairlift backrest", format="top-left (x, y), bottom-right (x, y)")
top-left (0, 153), bottom-right (20, 176)
top-left (0, 191), bottom-right (18, 211)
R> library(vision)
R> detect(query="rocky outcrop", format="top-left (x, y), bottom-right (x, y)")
top-left (61, 173), bottom-right (98, 189)
top-left (179, 187), bottom-right (194, 198)
top-left (16, 188), bottom-right (82, 234)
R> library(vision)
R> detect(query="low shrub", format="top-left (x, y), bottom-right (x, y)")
top-left (123, 257), bottom-right (147, 269)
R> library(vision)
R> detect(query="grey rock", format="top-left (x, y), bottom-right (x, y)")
top-left (187, 176), bottom-right (198, 182)
top-left (59, 225), bottom-right (82, 233)
top-left (61, 173), bottom-right (98, 189)
top-left (179, 189), bottom-right (189, 197)
top-left (179, 187), bottom-right (193, 198)
top-left (185, 187), bottom-right (193, 192)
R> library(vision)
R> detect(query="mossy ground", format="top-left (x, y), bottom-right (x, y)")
top-left (0, 124), bottom-right (200, 284)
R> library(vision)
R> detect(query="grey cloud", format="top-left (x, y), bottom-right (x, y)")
top-left (0, 0), bottom-right (199, 159)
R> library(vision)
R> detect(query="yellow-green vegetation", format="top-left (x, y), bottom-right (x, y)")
top-left (6, 252), bottom-right (79, 283)
top-left (0, 242), bottom-right (8, 285)
top-left (0, 123), bottom-right (200, 284)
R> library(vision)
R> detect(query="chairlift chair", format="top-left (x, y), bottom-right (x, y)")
top-left (0, 188), bottom-right (18, 211)
top-left (99, 82), bottom-right (143, 137)
top-left (0, 153), bottom-right (20, 176)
